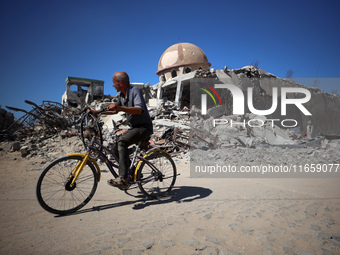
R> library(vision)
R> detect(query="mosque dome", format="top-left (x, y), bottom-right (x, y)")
top-left (156, 42), bottom-right (211, 76)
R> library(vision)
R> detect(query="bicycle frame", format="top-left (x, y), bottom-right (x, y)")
top-left (68, 136), bottom-right (170, 187)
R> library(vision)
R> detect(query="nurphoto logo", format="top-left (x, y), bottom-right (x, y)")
top-left (200, 84), bottom-right (312, 116)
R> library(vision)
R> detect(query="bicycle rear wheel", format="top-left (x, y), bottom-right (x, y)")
top-left (137, 151), bottom-right (177, 199)
top-left (36, 156), bottom-right (98, 215)
top-left (80, 113), bottom-right (103, 150)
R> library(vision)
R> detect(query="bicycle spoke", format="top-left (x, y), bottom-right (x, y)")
top-left (36, 156), bottom-right (98, 215)
top-left (137, 151), bottom-right (177, 198)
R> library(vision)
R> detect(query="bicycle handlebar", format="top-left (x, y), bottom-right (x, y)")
top-left (98, 110), bottom-right (116, 116)
top-left (97, 110), bottom-right (119, 131)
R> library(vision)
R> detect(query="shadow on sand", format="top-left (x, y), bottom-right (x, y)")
top-left (56, 186), bottom-right (212, 217)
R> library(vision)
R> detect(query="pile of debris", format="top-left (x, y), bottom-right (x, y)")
top-left (4, 100), bottom-right (76, 139)
top-left (194, 68), bottom-right (217, 79)
top-left (1, 103), bottom-right (340, 168)
top-left (2, 66), bottom-right (340, 163)
top-left (0, 106), bottom-right (14, 130)
top-left (1, 134), bottom-right (85, 162)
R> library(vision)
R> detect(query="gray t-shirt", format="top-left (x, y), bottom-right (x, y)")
top-left (117, 85), bottom-right (153, 134)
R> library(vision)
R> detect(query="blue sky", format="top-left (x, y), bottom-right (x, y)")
top-left (1, 0), bottom-right (339, 119)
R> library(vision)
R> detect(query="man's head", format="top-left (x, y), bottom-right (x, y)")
top-left (112, 71), bottom-right (130, 93)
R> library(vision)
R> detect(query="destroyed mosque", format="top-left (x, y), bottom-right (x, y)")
top-left (2, 42), bottom-right (340, 155)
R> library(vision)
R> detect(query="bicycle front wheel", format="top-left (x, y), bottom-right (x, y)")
top-left (80, 113), bottom-right (103, 150)
top-left (36, 156), bottom-right (98, 215)
top-left (137, 151), bottom-right (177, 199)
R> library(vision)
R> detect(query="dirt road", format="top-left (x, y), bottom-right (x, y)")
top-left (0, 147), bottom-right (339, 254)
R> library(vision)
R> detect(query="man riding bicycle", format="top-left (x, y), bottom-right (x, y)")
top-left (91, 71), bottom-right (153, 188)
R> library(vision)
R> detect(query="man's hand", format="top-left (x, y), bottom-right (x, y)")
top-left (113, 128), bottom-right (128, 136)
top-left (105, 103), bottom-right (142, 115)
top-left (106, 103), bottom-right (120, 114)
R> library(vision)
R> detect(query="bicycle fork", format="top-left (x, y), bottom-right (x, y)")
top-left (69, 152), bottom-right (91, 187)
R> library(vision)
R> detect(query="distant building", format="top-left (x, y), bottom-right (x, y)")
top-left (62, 77), bottom-right (104, 108)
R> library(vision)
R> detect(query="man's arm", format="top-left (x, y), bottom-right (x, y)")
top-left (106, 103), bottom-right (142, 115)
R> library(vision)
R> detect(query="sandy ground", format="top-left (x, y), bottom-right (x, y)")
top-left (0, 142), bottom-right (340, 255)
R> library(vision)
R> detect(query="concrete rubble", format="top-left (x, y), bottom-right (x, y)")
top-left (1, 66), bottom-right (340, 164)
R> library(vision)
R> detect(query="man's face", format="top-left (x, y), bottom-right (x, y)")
top-left (112, 76), bottom-right (122, 92)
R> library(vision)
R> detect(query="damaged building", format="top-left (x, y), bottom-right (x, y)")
top-left (55, 42), bottom-right (339, 141)
top-left (3, 42), bottom-right (340, 156)
top-left (62, 77), bottom-right (105, 108)
top-left (150, 42), bottom-right (340, 138)
top-left (152, 42), bottom-right (212, 109)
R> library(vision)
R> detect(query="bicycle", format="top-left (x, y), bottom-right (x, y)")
top-left (79, 108), bottom-right (105, 150)
top-left (64, 107), bottom-right (107, 150)
top-left (36, 113), bottom-right (178, 215)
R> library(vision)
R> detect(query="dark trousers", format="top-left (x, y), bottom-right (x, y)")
top-left (112, 127), bottom-right (151, 178)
